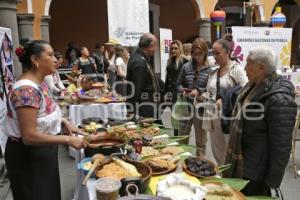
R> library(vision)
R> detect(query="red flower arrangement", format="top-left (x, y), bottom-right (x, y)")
top-left (15, 47), bottom-right (24, 58)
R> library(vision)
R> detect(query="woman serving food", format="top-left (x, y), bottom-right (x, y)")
top-left (4, 40), bottom-right (87, 200)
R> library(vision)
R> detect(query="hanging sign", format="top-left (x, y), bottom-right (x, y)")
top-left (107, 0), bottom-right (150, 46)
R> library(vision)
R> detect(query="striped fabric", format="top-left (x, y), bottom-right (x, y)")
top-left (177, 61), bottom-right (211, 94)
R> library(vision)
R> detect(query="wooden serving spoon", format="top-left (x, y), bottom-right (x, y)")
top-left (82, 154), bottom-right (106, 185)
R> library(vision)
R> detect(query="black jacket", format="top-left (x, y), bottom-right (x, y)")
top-left (126, 48), bottom-right (159, 118)
top-left (219, 85), bottom-right (242, 134)
top-left (165, 57), bottom-right (189, 104)
top-left (241, 75), bottom-right (297, 188)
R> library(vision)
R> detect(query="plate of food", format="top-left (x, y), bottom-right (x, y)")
top-left (202, 182), bottom-right (246, 200)
top-left (78, 94), bottom-right (97, 100)
top-left (92, 82), bottom-right (105, 89)
top-left (140, 127), bottom-right (160, 137)
top-left (144, 154), bottom-right (179, 176)
top-left (157, 173), bottom-right (206, 200)
top-left (160, 146), bottom-right (185, 155)
top-left (94, 97), bottom-right (112, 103)
top-left (95, 154), bottom-right (152, 193)
top-left (81, 117), bottom-right (104, 125)
top-left (182, 157), bottom-right (218, 178)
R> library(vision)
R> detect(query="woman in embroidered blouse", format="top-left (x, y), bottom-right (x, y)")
top-left (203, 34), bottom-right (248, 165)
top-left (4, 40), bottom-right (87, 200)
top-left (72, 47), bottom-right (97, 75)
top-left (44, 52), bottom-right (66, 95)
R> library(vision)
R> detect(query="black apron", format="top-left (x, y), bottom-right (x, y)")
top-left (5, 139), bottom-right (61, 200)
top-left (78, 58), bottom-right (96, 74)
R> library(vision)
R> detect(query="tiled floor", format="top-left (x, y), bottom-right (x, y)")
top-left (3, 108), bottom-right (300, 200)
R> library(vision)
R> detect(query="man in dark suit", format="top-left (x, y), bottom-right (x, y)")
top-left (126, 33), bottom-right (159, 118)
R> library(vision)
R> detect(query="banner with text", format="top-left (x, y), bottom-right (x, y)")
top-left (107, 0), bottom-right (149, 46)
top-left (159, 28), bottom-right (172, 82)
top-left (231, 26), bottom-right (292, 69)
top-left (0, 27), bottom-right (14, 153)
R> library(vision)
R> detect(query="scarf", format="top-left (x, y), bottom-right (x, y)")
top-left (141, 56), bottom-right (160, 102)
top-left (223, 82), bottom-right (254, 178)
top-left (224, 72), bottom-right (278, 178)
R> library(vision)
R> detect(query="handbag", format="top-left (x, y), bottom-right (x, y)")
top-left (216, 69), bottom-right (241, 134)
top-left (171, 95), bottom-right (190, 130)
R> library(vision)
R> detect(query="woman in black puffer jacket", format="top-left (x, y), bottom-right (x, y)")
top-left (165, 40), bottom-right (189, 136)
top-left (225, 46), bottom-right (297, 197)
top-left (165, 40), bottom-right (189, 104)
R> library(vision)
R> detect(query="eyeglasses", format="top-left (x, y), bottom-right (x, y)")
top-left (170, 47), bottom-right (178, 50)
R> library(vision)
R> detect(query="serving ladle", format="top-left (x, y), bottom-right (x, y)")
top-left (82, 153), bottom-right (106, 185)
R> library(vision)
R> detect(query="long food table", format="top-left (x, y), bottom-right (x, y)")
top-left (68, 102), bottom-right (127, 200)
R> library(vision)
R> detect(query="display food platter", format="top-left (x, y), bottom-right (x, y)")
top-left (78, 94), bottom-right (97, 100)
top-left (91, 82), bottom-right (105, 89)
top-left (202, 182), bottom-right (247, 200)
top-left (143, 154), bottom-right (179, 176)
top-left (182, 157), bottom-right (218, 179)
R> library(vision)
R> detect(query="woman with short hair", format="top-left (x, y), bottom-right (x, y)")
top-left (225, 46), bottom-right (297, 196)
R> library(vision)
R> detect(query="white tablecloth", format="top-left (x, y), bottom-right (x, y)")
top-left (69, 102), bottom-right (127, 200)
top-left (69, 102), bottom-right (127, 125)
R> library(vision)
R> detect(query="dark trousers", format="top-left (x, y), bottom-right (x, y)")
top-left (5, 139), bottom-right (61, 200)
top-left (241, 179), bottom-right (271, 196)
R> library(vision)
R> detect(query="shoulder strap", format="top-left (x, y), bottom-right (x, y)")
top-left (216, 69), bottom-right (221, 100)
top-left (141, 56), bottom-right (159, 95)
top-left (229, 62), bottom-right (239, 85)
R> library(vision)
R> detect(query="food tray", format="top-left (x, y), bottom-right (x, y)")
top-left (182, 157), bottom-right (218, 179)
top-left (202, 182), bottom-right (246, 200)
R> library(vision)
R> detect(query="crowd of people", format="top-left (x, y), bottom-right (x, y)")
top-left (1, 32), bottom-right (297, 199)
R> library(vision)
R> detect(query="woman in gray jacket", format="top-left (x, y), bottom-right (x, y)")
top-left (176, 38), bottom-right (211, 157)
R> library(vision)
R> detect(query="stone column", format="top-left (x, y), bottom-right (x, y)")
top-left (244, 7), bottom-right (252, 26)
top-left (197, 18), bottom-right (211, 43)
top-left (0, 0), bottom-right (22, 78)
top-left (17, 13), bottom-right (34, 40)
top-left (149, 3), bottom-right (160, 75)
top-left (253, 21), bottom-right (270, 27)
top-left (40, 15), bottom-right (51, 42)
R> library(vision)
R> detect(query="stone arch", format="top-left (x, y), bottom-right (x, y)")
top-left (27, 0), bottom-right (33, 13)
top-left (48, 0), bottom-right (109, 54)
top-left (44, 0), bottom-right (52, 16)
top-left (291, 16), bottom-right (300, 64)
top-left (48, 0), bottom-right (208, 54)
top-left (256, 0), bottom-right (279, 21)
top-left (194, 0), bottom-right (218, 18)
top-left (150, 0), bottom-right (201, 42)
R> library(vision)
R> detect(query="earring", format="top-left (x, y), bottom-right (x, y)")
top-left (35, 63), bottom-right (39, 69)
